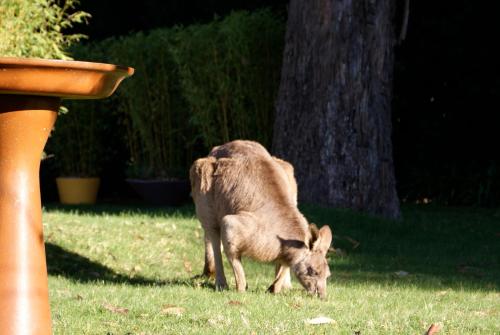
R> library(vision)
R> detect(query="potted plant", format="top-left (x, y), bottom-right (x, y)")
top-left (122, 108), bottom-right (192, 206)
top-left (47, 100), bottom-right (103, 204)
top-left (108, 30), bottom-right (192, 206)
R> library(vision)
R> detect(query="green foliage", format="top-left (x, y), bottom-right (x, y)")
top-left (106, 30), bottom-right (190, 179)
top-left (0, 0), bottom-right (90, 59)
top-left (174, 9), bottom-right (284, 149)
top-left (58, 9), bottom-right (284, 179)
top-left (48, 100), bottom-right (103, 177)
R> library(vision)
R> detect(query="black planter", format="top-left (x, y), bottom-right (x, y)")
top-left (126, 179), bottom-right (191, 206)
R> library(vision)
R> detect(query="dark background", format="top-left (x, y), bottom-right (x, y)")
top-left (392, 1), bottom-right (499, 205)
top-left (48, 0), bottom-right (499, 207)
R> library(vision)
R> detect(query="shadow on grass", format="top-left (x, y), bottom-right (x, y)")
top-left (45, 203), bottom-right (500, 291)
top-left (303, 204), bottom-right (500, 291)
top-left (45, 242), bottom-right (211, 288)
top-left (43, 202), bottom-right (195, 218)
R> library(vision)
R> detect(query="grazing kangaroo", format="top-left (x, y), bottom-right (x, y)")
top-left (202, 140), bottom-right (298, 286)
top-left (190, 140), bottom-right (332, 298)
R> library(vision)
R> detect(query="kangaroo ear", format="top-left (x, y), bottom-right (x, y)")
top-left (308, 223), bottom-right (320, 247)
top-left (312, 225), bottom-right (333, 255)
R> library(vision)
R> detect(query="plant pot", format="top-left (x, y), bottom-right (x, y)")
top-left (56, 177), bottom-right (100, 204)
top-left (126, 178), bottom-right (191, 206)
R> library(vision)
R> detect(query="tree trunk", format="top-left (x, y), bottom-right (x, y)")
top-left (273, 0), bottom-right (401, 219)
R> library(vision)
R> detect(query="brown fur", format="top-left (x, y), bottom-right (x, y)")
top-left (190, 140), bottom-right (332, 298)
top-left (200, 141), bottom-right (296, 288)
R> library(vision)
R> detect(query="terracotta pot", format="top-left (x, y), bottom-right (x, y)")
top-left (126, 179), bottom-right (191, 206)
top-left (56, 177), bottom-right (101, 204)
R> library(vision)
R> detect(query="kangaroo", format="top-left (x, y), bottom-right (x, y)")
top-left (202, 140), bottom-right (298, 287)
top-left (190, 140), bottom-right (332, 298)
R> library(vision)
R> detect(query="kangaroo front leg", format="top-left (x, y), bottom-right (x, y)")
top-left (279, 264), bottom-right (292, 290)
top-left (206, 230), bottom-right (227, 291)
top-left (227, 256), bottom-right (247, 292)
top-left (267, 264), bottom-right (292, 293)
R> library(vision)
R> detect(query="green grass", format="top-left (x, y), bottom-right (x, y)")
top-left (43, 204), bottom-right (500, 334)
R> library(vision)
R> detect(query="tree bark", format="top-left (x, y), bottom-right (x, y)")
top-left (273, 0), bottom-right (401, 219)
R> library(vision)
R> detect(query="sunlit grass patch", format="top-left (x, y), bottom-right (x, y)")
top-left (44, 204), bottom-right (499, 334)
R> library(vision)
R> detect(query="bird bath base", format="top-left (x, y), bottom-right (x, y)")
top-left (0, 95), bottom-right (58, 334)
top-left (0, 58), bottom-right (133, 335)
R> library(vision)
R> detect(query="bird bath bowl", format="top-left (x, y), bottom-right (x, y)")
top-left (0, 57), bottom-right (134, 334)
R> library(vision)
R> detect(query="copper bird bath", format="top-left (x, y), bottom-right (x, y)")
top-left (0, 57), bottom-right (134, 334)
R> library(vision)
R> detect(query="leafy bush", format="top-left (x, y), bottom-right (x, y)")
top-left (106, 30), bottom-right (190, 179)
top-left (174, 9), bottom-right (284, 149)
top-left (50, 9), bottom-right (285, 180)
top-left (48, 102), bottom-right (103, 177)
top-left (0, 0), bottom-right (90, 59)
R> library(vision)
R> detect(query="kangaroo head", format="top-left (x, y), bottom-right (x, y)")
top-left (292, 224), bottom-right (332, 299)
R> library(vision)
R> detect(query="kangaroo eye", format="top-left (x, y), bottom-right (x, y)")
top-left (306, 266), bottom-right (317, 276)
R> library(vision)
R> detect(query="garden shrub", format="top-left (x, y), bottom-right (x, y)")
top-left (50, 9), bottom-right (285, 180)
top-left (49, 102), bottom-right (103, 177)
top-left (103, 30), bottom-right (190, 179)
top-left (174, 9), bottom-right (284, 149)
top-left (0, 0), bottom-right (90, 59)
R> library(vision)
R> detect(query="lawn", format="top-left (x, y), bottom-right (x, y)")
top-left (43, 204), bottom-right (500, 334)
